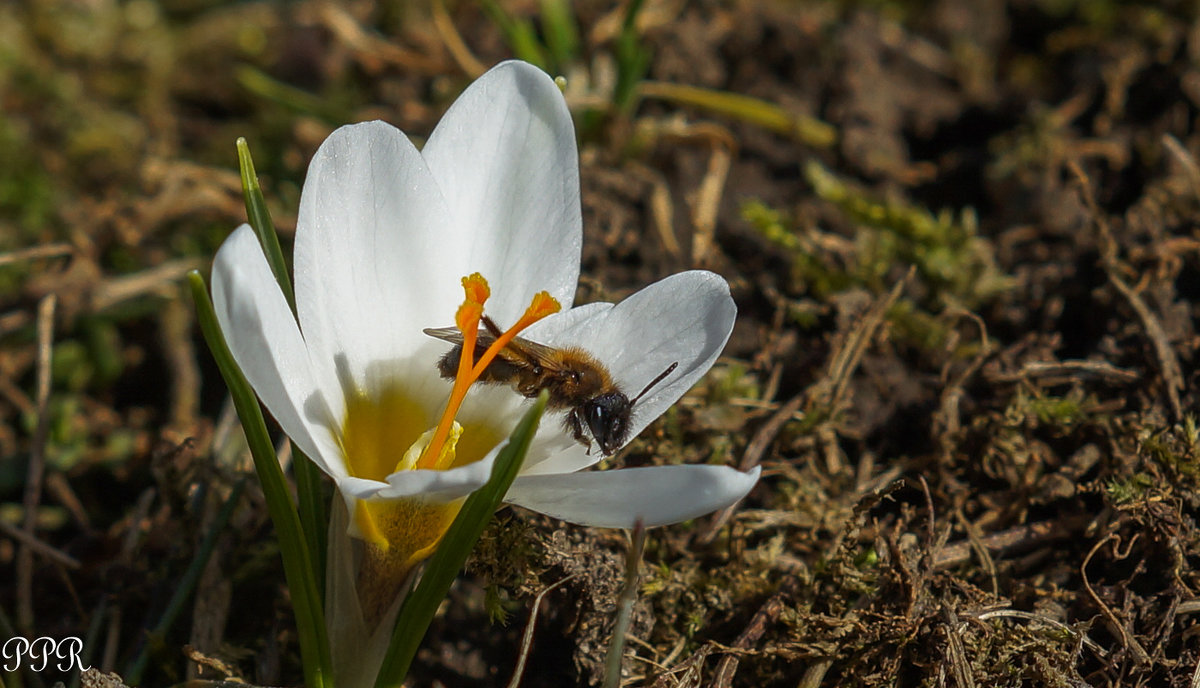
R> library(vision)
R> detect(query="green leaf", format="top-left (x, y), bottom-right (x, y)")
top-left (373, 391), bottom-right (548, 688)
top-left (125, 479), bottom-right (247, 684)
top-left (613, 0), bottom-right (651, 112)
top-left (477, 0), bottom-right (549, 69)
top-left (636, 82), bottom-right (838, 148)
top-left (237, 137), bottom-right (329, 598)
top-left (539, 0), bottom-right (580, 71)
top-left (602, 522), bottom-right (646, 688)
top-left (236, 137), bottom-right (294, 312)
top-left (188, 271), bottom-right (333, 688)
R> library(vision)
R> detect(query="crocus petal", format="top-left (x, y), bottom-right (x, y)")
top-left (505, 465), bottom-right (761, 528)
top-left (293, 121), bottom-right (459, 406)
top-left (422, 61), bottom-right (582, 323)
top-left (211, 224), bottom-right (346, 479)
top-left (517, 271), bottom-right (736, 475)
top-left (337, 447), bottom-right (500, 503)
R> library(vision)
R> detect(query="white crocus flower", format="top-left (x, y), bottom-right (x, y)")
top-left (210, 60), bottom-right (759, 684)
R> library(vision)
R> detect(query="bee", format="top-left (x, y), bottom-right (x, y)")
top-left (423, 316), bottom-right (678, 455)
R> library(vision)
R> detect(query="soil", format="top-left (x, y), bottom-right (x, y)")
top-left (2, 0), bottom-right (1199, 686)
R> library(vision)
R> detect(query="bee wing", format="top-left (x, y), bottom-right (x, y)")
top-left (422, 326), bottom-right (469, 345)
top-left (500, 335), bottom-right (573, 372)
top-left (422, 326), bottom-right (568, 372)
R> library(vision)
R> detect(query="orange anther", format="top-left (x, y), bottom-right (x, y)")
top-left (524, 291), bottom-right (561, 320)
top-left (420, 277), bottom-right (561, 471)
top-left (462, 273), bottom-right (490, 306)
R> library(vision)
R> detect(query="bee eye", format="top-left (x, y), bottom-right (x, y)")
top-left (587, 403), bottom-right (606, 426)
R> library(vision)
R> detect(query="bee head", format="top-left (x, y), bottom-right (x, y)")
top-left (584, 392), bottom-right (632, 455)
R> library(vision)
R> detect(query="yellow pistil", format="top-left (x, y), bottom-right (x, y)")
top-left (417, 274), bottom-right (560, 470)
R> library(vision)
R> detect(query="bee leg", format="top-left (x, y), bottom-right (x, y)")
top-left (565, 411), bottom-right (593, 454)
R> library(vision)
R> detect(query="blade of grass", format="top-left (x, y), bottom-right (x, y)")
top-left (477, 0), bottom-right (548, 69)
top-left (235, 66), bottom-right (344, 121)
top-left (601, 521), bottom-right (646, 688)
top-left (236, 138), bottom-right (293, 312)
top-left (124, 479), bottom-right (247, 684)
top-left (237, 138), bottom-right (329, 597)
top-left (637, 81), bottom-right (838, 147)
top-left (613, 0), bottom-right (651, 112)
top-left (538, 0), bottom-right (579, 71)
top-left (373, 391), bottom-right (548, 688)
top-left (188, 271), bottom-right (332, 688)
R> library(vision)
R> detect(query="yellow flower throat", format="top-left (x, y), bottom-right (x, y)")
top-left (338, 273), bottom-right (560, 624)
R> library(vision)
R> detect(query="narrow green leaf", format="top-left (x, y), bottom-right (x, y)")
top-left (635, 82), bottom-right (838, 148)
top-left (236, 137), bottom-right (294, 312)
top-left (293, 447), bottom-right (329, 595)
top-left (613, 0), bottom-right (651, 112)
top-left (188, 271), bottom-right (332, 688)
top-left (539, 0), bottom-right (579, 71)
top-left (125, 479), bottom-right (247, 684)
top-left (477, 0), bottom-right (549, 69)
top-left (373, 392), bottom-right (548, 688)
top-left (602, 522), bottom-right (646, 688)
top-left (237, 137), bottom-right (329, 598)
top-left (235, 65), bottom-right (344, 121)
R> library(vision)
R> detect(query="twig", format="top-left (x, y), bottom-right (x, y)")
top-left (695, 393), bottom-right (802, 544)
top-left (973, 609), bottom-right (1107, 658)
top-left (691, 139), bottom-right (733, 266)
top-left (1081, 534), bottom-right (1150, 665)
top-left (796, 660), bottom-right (833, 688)
top-left (91, 258), bottom-right (202, 312)
top-left (432, 0), bottom-right (486, 78)
top-left (825, 268), bottom-right (912, 410)
top-left (0, 243), bottom-right (73, 267)
top-left (934, 515), bottom-right (1090, 569)
top-left (17, 294), bottom-right (56, 629)
top-left (942, 607), bottom-right (976, 688)
top-left (125, 480), bottom-right (247, 684)
top-left (160, 291), bottom-right (200, 432)
top-left (1106, 274), bottom-right (1183, 420)
top-left (986, 359), bottom-right (1140, 385)
top-left (47, 472), bottom-right (93, 532)
top-left (0, 519), bottom-right (79, 569)
top-left (934, 309), bottom-right (991, 444)
top-left (710, 584), bottom-right (792, 688)
top-left (1161, 134), bottom-right (1200, 201)
top-left (1069, 160), bottom-right (1184, 420)
top-left (505, 574), bottom-right (578, 688)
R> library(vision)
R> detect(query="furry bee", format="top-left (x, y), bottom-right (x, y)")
top-left (424, 316), bottom-right (677, 455)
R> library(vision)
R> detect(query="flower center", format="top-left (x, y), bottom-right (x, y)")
top-left (416, 272), bottom-right (561, 471)
top-left (339, 273), bottom-right (560, 627)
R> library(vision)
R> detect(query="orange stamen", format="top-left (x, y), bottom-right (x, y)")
top-left (416, 279), bottom-right (561, 471)
top-left (471, 291), bottom-right (560, 378)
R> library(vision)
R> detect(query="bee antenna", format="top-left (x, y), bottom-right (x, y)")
top-left (632, 361), bottom-right (678, 405)
top-left (480, 315), bottom-right (504, 338)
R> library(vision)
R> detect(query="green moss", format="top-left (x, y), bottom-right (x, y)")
top-left (1105, 473), bottom-right (1155, 505)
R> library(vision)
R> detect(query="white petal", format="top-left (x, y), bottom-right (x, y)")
top-left (293, 121), bottom-right (460, 403)
top-left (211, 225), bottom-right (346, 479)
top-left (505, 465), bottom-right (761, 528)
top-left (336, 446), bottom-right (500, 503)
top-left (422, 61), bottom-right (582, 322)
top-left (517, 271), bottom-right (736, 474)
